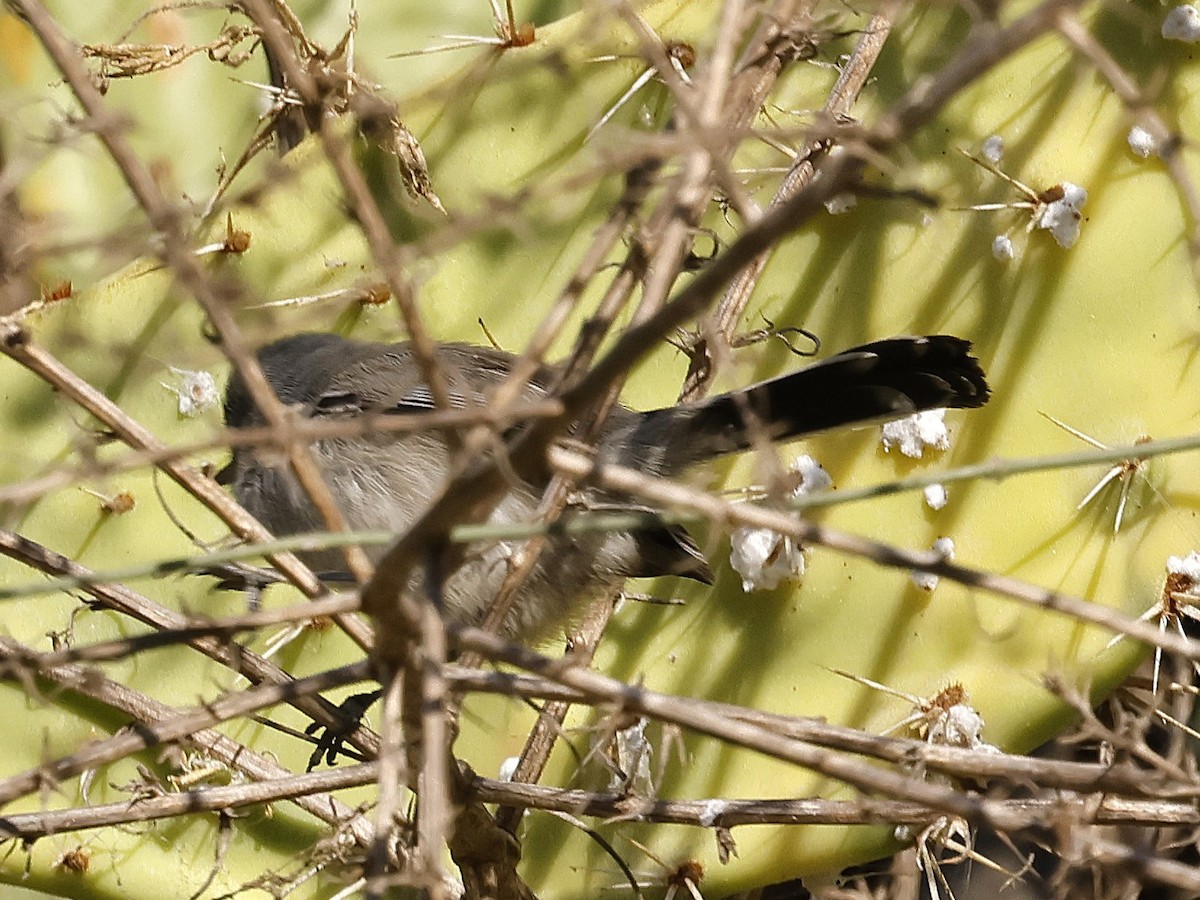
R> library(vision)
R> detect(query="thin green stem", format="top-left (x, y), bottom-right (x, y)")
top-left (5, 431), bottom-right (1193, 602)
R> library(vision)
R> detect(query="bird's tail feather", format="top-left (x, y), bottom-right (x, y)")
top-left (627, 335), bottom-right (990, 474)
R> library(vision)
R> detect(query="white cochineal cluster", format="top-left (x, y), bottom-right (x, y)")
top-left (729, 455), bottom-right (832, 593)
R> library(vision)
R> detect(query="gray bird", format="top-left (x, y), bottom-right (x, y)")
top-left (219, 333), bottom-right (989, 641)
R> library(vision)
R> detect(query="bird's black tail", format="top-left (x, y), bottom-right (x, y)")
top-left (624, 335), bottom-right (990, 474)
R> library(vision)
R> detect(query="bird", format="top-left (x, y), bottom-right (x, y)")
top-left (219, 332), bottom-right (989, 642)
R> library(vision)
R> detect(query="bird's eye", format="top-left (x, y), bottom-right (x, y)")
top-left (314, 392), bottom-right (363, 415)
top-left (214, 459), bottom-right (237, 485)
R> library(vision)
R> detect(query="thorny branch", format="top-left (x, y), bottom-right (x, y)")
top-left (543, 445), bottom-right (1200, 664)
top-left (0, 634), bottom-right (377, 847)
top-left (0, 529), bottom-right (382, 763)
top-left (679, 0), bottom-right (905, 401)
top-left (0, 639), bottom-right (371, 809)
top-left (7, 0), bottom-right (382, 621)
top-left (7, 769), bottom-right (1198, 843)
